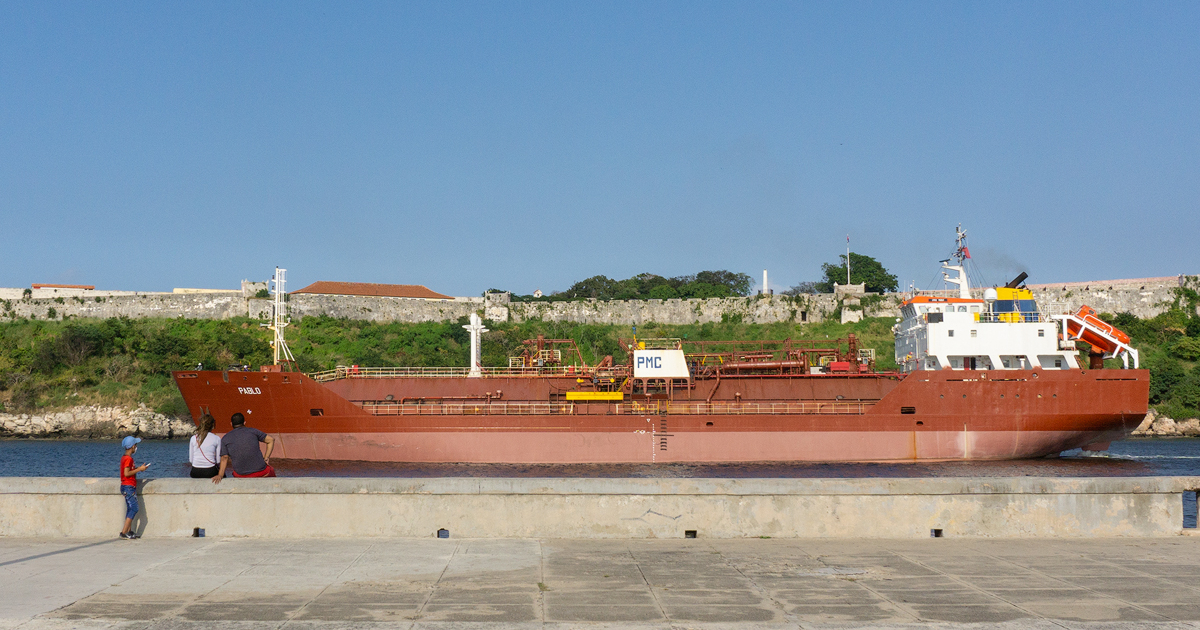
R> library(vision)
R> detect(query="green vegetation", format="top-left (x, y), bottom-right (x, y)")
top-left (497, 270), bottom-right (754, 302)
top-left (0, 314), bottom-right (898, 417)
top-left (1101, 307), bottom-right (1200, 421)
top-left (0, 318), bottom-right (272, 417)
top-left (816, 252), bottom-right (899, 293)
top-left (1, 288), bottom-right (1198, 420)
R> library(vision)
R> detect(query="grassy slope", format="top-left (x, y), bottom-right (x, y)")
top-left (0, 305), bottom-right (1196, 419)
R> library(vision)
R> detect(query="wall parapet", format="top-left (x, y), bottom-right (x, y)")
top-left (1, 476), bottom-right (1194, 538)
top-left (0, 281), bottom-right (1189, 325)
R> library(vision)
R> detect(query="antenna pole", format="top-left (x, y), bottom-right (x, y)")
top-left (846, 235), bottom-right (851, 286)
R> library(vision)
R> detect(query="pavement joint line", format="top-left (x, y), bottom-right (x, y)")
top-left (34, 536), bottom-right (220, 627)
top-left (413, 540), bottom-right (459, 622)
top-left (705, 538), bottom-right (802, 628)
top-left (889, 545), bottom-right (1064, 626)
top-left (970, 545), bottom-right (1176, 624)
top-left (630, 543), bottom-right (670, 624)
top-left (1079, 542), bottom-right (1200, 594)
top-left (278, 540), bottom-right (376, 630)
top-left (145, 538), bottom-right (279, 626)
top-left (537, 538), bottom-right (546, 622)
top-left (814, 552), bottom-right (920, 623)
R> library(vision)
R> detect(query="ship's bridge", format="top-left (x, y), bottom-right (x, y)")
top-left (894, 291), bottom-right (1080, 373)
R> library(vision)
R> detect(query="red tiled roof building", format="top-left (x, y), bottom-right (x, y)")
top-left (290, 281), bottom-right (452, 300)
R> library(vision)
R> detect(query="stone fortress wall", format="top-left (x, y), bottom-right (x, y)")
top-left (0, 275), bottom-right (1193, 326)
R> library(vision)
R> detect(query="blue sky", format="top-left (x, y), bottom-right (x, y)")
top-left (1, 2), bottom-right (1197, 296)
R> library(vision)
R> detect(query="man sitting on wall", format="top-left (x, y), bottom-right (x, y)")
top-left (213, 413), bottom-right (276, 483)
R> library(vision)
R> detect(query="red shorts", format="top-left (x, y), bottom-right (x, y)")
top-left (231, 464), bottom-right (276, 478)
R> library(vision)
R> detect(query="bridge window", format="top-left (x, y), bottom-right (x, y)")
top-left (958, 306), bottom-right (967, 312)
top-left (1038, 329), bottom-right (1045, 337)
top-left (970, 330), bottom-right (977, 338)
top-left (948, 330), bottom-right (955, 337)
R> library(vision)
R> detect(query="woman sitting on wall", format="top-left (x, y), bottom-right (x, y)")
top-left (188, 414), bottom-right (221, 479)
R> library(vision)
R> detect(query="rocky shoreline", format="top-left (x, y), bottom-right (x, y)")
top-left (0, 405), bottom-right (194, 439)
top-left (1130, 409), bottom-right (1200, 437)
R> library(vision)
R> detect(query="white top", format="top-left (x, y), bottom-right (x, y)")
top-left (189, 433), bottom-right (221, 468)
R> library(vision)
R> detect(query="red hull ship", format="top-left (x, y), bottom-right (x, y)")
top-left (172, 236), bottom-right (1149, 464)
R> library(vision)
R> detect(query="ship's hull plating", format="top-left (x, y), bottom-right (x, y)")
top-left (171, 368), bottom-right (1148, 463)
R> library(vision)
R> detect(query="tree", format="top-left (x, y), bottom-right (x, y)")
top-left (784, 282), bottom-right (821, 295)
top-left (561, 275), bottom-right (619, 300)
top-left (816, 253), bottom-right (898, 293)
top-left (647, 285), bottom-right (679, 299)
top-left (678, 282), bottom-right (730, 299)
top-left (694, 271), bottom-right (753, 296)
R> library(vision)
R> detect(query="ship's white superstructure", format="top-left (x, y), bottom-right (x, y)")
top-left (895, 227), bottom-right (1083, 373)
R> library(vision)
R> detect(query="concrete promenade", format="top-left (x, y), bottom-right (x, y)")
top-left (4, 477), bottom-right (1199, 539)
top-left (3, 536), bottom-right (1200, 629)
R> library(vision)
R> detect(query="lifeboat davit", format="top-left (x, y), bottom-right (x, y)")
top-left (1065, 305), bottom-right (1131, 354)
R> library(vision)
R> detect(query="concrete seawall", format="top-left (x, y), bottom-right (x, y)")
top-left (2, 476), bottom-right (1196, 539)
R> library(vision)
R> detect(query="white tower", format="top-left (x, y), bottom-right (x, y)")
top-left (762, 269), bottom-right (768, 295)
top-left (463, 313), bottom-right (488, 378)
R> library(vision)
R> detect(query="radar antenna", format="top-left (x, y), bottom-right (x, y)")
top-left (940, 224), bottom-right (972, 299)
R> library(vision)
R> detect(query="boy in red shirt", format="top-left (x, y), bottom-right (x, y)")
top-left (119, 436), bottom-right (150, 539)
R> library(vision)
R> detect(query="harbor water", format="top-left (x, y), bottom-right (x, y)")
top-left (3, 436), bottom-right (1199, 479)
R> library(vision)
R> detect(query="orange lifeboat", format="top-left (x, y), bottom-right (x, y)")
top-left (1065, 305), bottom-right (1131, 354)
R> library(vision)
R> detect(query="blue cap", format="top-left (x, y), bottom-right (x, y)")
top-left (121, 436), bottom-right (142, 450)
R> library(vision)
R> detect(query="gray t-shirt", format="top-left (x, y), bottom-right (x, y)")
top-left (220, 426), bottom-right (268, 475)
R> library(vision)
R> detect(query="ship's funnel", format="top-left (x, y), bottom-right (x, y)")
top-left (1004, 272), bottom-right (1029, 289)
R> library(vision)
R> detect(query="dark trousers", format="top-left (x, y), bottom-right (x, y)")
top-left (189, 465), bottom-right (220, 478)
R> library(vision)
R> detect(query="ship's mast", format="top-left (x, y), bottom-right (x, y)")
top-left (940, 225), bottom-right (971, 299)
top-left (268, 267), bottom-right (295, 366)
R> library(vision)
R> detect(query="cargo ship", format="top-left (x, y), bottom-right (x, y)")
top-left (172, 231), bottom-right (1149, 463)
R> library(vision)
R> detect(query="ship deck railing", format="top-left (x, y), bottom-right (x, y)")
top-left (309, 365), bottom-right (627, 382)
top-left (357, 400), bottom-right (876, 416)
